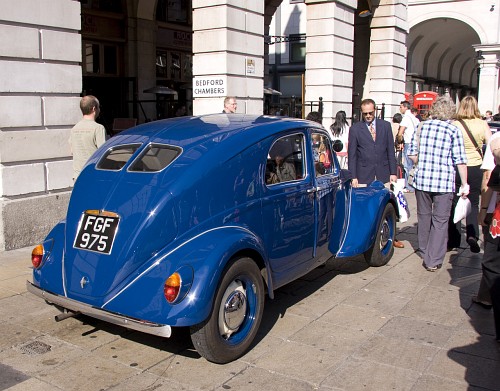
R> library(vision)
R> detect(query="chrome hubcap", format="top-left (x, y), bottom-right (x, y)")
top-left (224, 290), bottom-right (247, 330)
top-left (380, 219), bottom-right (390, 249)
top-left (219, 281), bottom-right (247, 338)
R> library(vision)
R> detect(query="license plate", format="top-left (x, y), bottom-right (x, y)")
top-left (74, 213), bottom-right (120, 254)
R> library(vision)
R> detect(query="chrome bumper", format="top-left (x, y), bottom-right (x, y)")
top-left (26, 281), bottom-right (172, 338)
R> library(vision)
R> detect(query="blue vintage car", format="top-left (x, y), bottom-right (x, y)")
top-left (27, 114), bottom-right (397, 363)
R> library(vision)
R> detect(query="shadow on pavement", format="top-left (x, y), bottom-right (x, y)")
top-left (447, 251), bottom-right (500, 390)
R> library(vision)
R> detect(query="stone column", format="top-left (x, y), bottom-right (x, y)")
top-left (476, 49), bottom-right (500, 115)
top-left (365, 0), bottom-right (408, 119)
top-left (0, 0), bottom-right (81, 250)
top-left (305, 0), bottom-right (356, 127)
top-left (134, 18), bottom-right (158, 122)
top-left (192, 1), bottom-right (264, 115)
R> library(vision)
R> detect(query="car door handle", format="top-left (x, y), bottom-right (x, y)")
top-left (307, 186), bottom-right (321, 193)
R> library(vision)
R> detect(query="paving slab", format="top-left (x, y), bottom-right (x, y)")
top-left (1, 192), bottom-right (500, 390)
top-left (321, 356), bottom-right (421, 391)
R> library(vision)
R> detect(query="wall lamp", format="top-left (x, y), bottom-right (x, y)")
top-left (359, 9), bottom-right (373, 17)
top-left (490, 4), bottom-right (495, 11)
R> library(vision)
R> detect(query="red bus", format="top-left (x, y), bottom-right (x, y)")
top-left (413, 91), bottom-right (439, 115)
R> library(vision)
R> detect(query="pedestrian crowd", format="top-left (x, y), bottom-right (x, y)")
top-left (305, 95), bottom-right (500, 343)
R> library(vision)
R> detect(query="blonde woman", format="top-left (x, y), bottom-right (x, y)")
top-left (448, 96), bottom-right (491, 253)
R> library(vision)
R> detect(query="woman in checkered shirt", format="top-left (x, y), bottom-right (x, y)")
top-left (407, 96), bottom-right (470, 271)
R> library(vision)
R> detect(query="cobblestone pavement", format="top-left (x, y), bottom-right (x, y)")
top-left (1, 192), bottom-right (499, 391)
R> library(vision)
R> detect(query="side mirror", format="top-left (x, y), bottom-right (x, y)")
top-left (332, 139), bottom-right (343, 153)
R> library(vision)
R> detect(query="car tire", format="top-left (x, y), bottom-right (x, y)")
top-left (190, 257), bottom-right (264, 364)
top-left (363, 203), bottom-right (396, 267)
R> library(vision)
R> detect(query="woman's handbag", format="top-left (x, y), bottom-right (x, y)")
top-left (407, 167), bottom-right (416, 187)
top-left (489, 201), bottom-right (500, 238)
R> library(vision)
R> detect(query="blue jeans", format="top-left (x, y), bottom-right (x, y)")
top-left (403, 144), bottom-right (414, 191)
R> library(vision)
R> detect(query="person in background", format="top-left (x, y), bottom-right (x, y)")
top-left (396, 100), bottom-right (420, 193)
top-left (493, 104), bottom-right (500, 121)
top-left (485, 110), bottom-right (493, 122)
top-left (306, 111), bottom-right (322, 125)
top-left (70, 95), bottom-right (108, 181)
top-left (348, 98), bottom-right (404, 248)
top-left (474, 134), bottom-right (500, 310)
top-left (411, 107), bottom-right (423, 122)
top-left (448, 96), bottom-right (491, 253)
top-left (330, 110), bottom-right (350, 169)
top-left (407, 96), bottom-right (469, 271)
top-left (222, 96), bottom-right (237, 113)
top-left (392, 113), bottom-right (404, 180)
top-left (392, 113), bottom-right (403, 147)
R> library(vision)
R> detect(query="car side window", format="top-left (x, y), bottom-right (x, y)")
top-left (312, 133), bottom-right (333, 177)
top-left (266, 133), bottom-right (306, 185)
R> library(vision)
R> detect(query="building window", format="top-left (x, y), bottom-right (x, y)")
top-left (289, 34), bottom-right (306, 63)
top-left (156, 50), bottom-right (192, 82)
top-left (156, 0), bottom-right (191, 24)
top-left (84, 42), bottom-right (119, 76)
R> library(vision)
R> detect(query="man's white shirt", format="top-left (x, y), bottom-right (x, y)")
top-left (400, 111), bottom-right (420, 144)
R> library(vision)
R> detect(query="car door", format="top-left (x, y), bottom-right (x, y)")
top-left (310, 130), bottom-right (344, 260)
top-left (261, 131), bottom-right (316, 285)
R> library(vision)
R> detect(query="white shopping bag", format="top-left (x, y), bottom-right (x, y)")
top-left (453, 197), bottom-right (471, 224)
top-left (391, 181), bottom-right (410, 223)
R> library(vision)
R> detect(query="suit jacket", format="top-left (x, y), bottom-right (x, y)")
top-left (347, 118), bottom-right (397, 185)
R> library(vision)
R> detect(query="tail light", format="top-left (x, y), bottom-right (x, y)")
top-left (164, 273), bottom-right (181, 303)
top-left (31, 244), bottom-right (44, 268)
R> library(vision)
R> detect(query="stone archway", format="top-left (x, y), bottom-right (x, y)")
top-left (408, 3), bottom-right (500, 113)
top-left (407, 18), bottom-right (481, 96)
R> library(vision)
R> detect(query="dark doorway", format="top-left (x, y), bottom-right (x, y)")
top-left (82, 76), bottom-right (137, 133)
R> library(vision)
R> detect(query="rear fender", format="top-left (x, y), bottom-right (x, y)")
top-left (32, 221), bottom-right (66, 294)
top-left (102, 226), bottom-right (268, 327)
top-left (336, 182), bottom-right (395, 257)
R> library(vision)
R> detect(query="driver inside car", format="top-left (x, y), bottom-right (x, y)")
top-left (275, 154), bottom-right (296, 182)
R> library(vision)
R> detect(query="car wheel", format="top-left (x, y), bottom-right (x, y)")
top-left (364, 203), bottom-right (396, 267)
top-left (190, 257), bottom-right (264, 364)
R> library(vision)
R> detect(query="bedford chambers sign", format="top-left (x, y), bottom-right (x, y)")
top-left (193, 76), bottom-right (227, 97)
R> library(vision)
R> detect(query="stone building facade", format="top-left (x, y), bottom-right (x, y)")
top-left (0, 0), bottom-right (499, 250)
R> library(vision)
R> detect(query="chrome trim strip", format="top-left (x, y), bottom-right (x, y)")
top-left (26, 281), bottom-right (172, 338)
top-left (335, 185), bottom-right (352, 257)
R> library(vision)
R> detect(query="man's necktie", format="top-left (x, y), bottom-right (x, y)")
top-left (369, 122), bottom-right (376, 141)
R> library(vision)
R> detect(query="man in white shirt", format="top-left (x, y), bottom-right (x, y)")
top-left (397, 100), bottom-right (420, 192)
top-left (70, 95), bottom-right (108, 181)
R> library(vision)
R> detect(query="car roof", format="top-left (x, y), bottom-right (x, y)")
top-left (108, 114), bottom-right (323, 150)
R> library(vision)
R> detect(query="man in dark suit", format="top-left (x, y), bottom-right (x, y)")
top-left (348, 98), bottom-right (404, 248)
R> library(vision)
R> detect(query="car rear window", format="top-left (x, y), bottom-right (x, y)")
top-left (128, 144), bottom-right (181, 172)
top-left (97, 144), bottom-right (142, 171)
